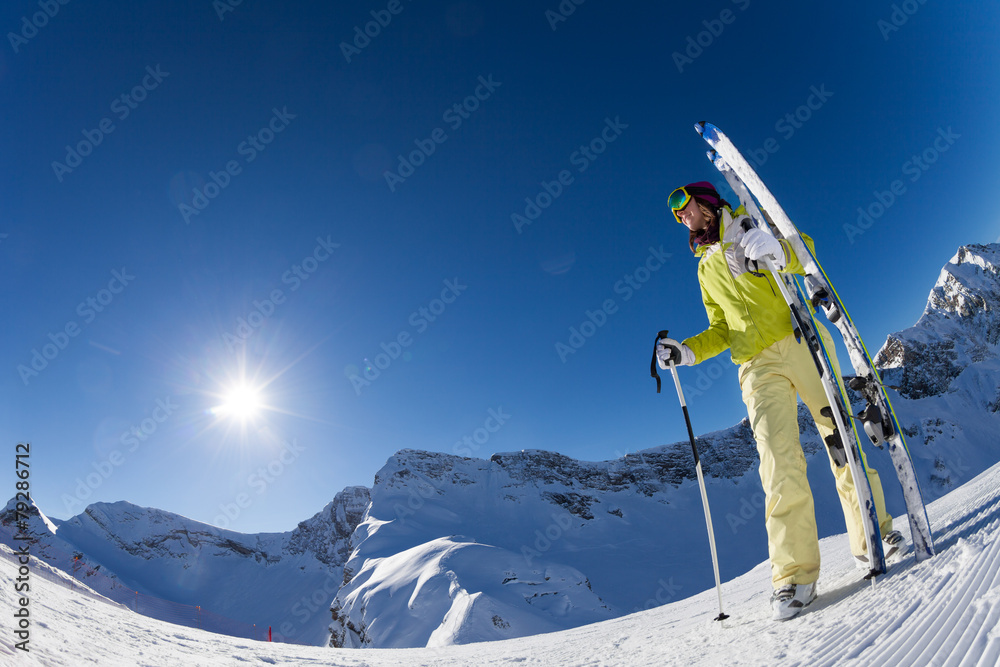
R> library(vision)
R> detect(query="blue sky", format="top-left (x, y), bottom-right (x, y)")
top-left (3, 0), bottom-right (998, 533)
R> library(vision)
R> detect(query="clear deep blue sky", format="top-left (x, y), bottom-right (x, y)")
top-left (3, 0), bottom-right (998, 533)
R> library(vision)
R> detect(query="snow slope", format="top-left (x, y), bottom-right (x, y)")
top-left (4, 457), bottom-right (999, 666)
top-left (0, 487), bottom-right (371, 646)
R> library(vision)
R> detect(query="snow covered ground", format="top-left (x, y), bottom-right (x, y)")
top-left (4, 459), bottom-right (999, 666)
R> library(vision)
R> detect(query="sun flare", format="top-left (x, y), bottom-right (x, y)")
top-left (213, 384), bottom-right (262, 420)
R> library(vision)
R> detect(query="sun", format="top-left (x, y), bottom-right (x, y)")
top-left (213, 383), bottom-right (262, 421)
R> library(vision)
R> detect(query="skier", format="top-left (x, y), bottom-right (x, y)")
top-left (655, 182), bottom-right (906, 620)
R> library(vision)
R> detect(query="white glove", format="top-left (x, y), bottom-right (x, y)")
top-left (741, 228), bottom-right (786, 270)
top-left (656, 337), bottom-right (695, 369)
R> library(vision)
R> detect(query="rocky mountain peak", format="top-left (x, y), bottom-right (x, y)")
top-left (875, 243), bottom-right (1000, 398)
top-left (287, 486), bottom-right (370, 565)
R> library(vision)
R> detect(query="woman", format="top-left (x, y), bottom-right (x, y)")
top-left (655, 181), bottom-right (904, 621)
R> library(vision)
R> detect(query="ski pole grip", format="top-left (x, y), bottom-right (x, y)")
top-left (739, 219), bottom-right (765, 275)
top-left (650, 330), bottom-right (670, 394)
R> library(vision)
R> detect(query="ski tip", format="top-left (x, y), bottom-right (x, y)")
top-left (705, 150), bottom-right (729, 171)
top-left (697, 122), bottom-right (720, 145)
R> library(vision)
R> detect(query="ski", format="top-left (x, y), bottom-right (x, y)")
top-left (695, 121), bottom-right (935, 565)
top-left (703, 154), bottom-right (886, 578)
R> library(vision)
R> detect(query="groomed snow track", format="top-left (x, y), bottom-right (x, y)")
top-left (3, 460), bottom-right (999, 666)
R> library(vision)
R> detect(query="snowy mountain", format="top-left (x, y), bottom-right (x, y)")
top-left (3, 243), bottom-right (999, 651)
top-left (0, 486), bottom-right (370, 645)
top-left (329, 432), bottom-right (782, 648)
top-left (876, 244), bottom-right (1000, 399)
top-left (5, 457), bottom-right (999, 665)
top-left (873, 243), bottom-right (1000, 499)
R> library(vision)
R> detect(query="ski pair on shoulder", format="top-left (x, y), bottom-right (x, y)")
top-left (694, 122), bottom-right (935, 575)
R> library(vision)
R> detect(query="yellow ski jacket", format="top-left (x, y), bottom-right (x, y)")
top-left (683, 206), bottom-right (816, 365)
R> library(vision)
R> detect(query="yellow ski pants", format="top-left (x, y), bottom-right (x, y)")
top-left (738, 327), bottom-right (893, 588)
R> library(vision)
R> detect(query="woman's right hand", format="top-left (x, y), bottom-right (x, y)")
top-left (656, 337), bottom-right (695, 369)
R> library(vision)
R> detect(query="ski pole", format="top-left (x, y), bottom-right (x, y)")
top-left (653, 331), bottom-right (729, 622)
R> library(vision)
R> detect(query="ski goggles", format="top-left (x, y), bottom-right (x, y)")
top-left (668, 186), bottom-right (719, 222)
top-left (667, 186), bottom-right (694, 213)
